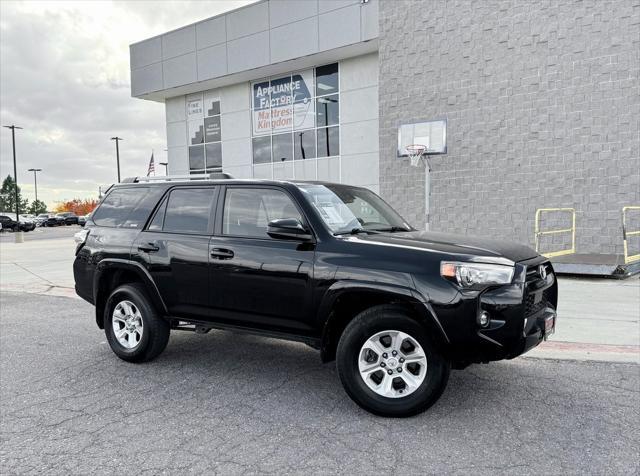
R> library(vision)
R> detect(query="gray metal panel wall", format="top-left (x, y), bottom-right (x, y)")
top-left (378, 0), bottom-right (640, 255)
top-left (130, 0), bottom-right (378, 98)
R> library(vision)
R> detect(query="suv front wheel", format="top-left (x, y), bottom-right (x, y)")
top-left (336, 305), bottom-right (450, 417)
top-left (104, 283), bottom-right (170, 363)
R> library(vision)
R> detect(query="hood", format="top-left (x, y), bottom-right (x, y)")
top-left (350, 230), bottom-right (538, 263)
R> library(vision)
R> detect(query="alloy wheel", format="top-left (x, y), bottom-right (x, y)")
top-left (358, 330), bottom-right (427, 398)
top-left (112, 300), bottom-right (144, 349)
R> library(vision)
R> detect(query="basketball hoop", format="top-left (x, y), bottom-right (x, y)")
top-left (406, 144), bottom-right (427, 167)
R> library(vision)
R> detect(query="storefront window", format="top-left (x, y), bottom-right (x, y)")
top-left (316, 94), bottom-right (339, 127)
top-left (188, 91), bottom-right (222, 174)
top-left (294, 130), bottom-right (316, 161)
top-left (252, 136), bottom-right (271, 164)
top-left (251, 63), bottom-right (340, 178)
top-left (272, 133), bottom-right (293, 162)
top-left (315, 63), bottom-right (339, 96)
top-left (188, 144), bottom-right (205, 173)
top-left (317, 127), bottom-right (339, 158)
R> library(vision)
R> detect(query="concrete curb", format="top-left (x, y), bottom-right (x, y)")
top-left (527, 340), bottom-right (640, 364)
top-left (0, 285), bottom-right (80, 300)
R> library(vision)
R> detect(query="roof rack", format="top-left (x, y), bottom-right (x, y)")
top-left (121, 172), bottom-right (234, 183)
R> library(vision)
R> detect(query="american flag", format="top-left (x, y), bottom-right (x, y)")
top-left (147, 152), bottom-right (155, 176)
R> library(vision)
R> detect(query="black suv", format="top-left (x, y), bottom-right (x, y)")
top-left (74, 177), bottom-right (557, 417)
top-left (56, 212), bottom-right (79, 225)
top-left (0, 213), bottom-right (19, 231)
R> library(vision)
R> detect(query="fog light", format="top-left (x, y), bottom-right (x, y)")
top-left (478, 311), bottom-right (490, 327)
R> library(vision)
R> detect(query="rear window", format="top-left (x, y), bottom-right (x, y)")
top-left (92, 186), bottom-right (163, 228)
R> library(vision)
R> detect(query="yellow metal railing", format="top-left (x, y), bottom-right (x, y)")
top-left (535, 208), bottom-right (576, 258)
top-left (622, 206), bottom-right (640, 264)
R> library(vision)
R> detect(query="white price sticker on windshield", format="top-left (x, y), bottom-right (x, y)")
top-left (316, 202), bottom-right (345, 226)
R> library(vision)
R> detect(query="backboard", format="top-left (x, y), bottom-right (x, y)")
top-left (397, 119), bottom-right (447, 157)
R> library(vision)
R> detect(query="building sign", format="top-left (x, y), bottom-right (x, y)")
top-left (252, 70), bottom-right (314, 135)
top-left (187, 91), bottom-right (222, 174)
top-left (204, 116), bottom-right (221, 143)
top-left (187, 95), bottom-right (203, 119)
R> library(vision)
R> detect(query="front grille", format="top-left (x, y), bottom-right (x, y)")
top-left (524, 262), bottom-right (552, 317)
top-left (524, 288), bottom-right (551, 316)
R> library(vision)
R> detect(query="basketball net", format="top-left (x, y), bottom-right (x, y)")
top-left (406, 144), bottom-right (427, 167)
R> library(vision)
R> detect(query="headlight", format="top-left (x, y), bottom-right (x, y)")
top-left (440, 261), bottom-right (514, 289)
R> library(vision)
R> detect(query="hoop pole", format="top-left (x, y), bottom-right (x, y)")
top-left (425, 159), bottom-right (430, 231)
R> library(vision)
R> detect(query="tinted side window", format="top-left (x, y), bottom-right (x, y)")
top-left (148, 198), bottom-right (167, 231)
top-left (92, 187), bottom-right (164, 229)
top-left (163, 188), bottom-right (215, 234)
top-left (223, 188), bottom-right (302, 238)
top-left (93, 187), bottom-right (147, 228)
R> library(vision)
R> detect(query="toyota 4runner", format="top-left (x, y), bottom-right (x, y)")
top-left (74, 175), bottom-right (557, 417)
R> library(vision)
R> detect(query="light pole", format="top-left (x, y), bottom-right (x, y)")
top-left (3, 125), bottom-right (23, 222)
top-left (27, 168), bottom-right (42, 204)
top-left (159, 162), bottom-right (168, 175)
top-left (110, 136), bottom-right (123, 182)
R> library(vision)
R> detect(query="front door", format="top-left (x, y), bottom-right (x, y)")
top-left (208, 186), bottom-right (315, 336)
top-left (133, 186), bottom-right (217, 319)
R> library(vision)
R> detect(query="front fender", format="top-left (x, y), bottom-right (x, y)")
top-left (317, 280), bottom-right (450, 362)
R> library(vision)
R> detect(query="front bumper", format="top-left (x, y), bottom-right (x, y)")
top-left (514, 306), bottom-right (556, 357)
top-left (430, 256), bottom-right (558, 364)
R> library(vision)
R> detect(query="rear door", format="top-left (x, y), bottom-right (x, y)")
top-left (133, 186), bottom-right (218, 319)
top-left (208, 185), bottom-right (315, 335)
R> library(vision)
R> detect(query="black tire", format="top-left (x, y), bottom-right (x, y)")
top-left (336, 305), bottom-right (450, 417)
top-left (104, 283), bottom-right (170, 363)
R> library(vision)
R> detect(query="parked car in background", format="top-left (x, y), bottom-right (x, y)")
top-left (18, 215), bottom-right (36, 232)
top-left (0, 213), bottom-right (19, 231)
top-left (78, 213), bottom-right (92, 227)
top-left (36, 213), bottom-right (60, 227)
top-left (55, 212), bottom-right (79, 225)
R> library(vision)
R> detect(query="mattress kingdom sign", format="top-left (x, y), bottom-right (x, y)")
top-left (252, 70), bottom-right (314, 135)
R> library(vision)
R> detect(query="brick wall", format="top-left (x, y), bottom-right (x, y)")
top-left (378, 0), bottom-right (640, 255)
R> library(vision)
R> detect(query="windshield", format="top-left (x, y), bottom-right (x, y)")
top-left (298, 184), bottom-right (412, 234)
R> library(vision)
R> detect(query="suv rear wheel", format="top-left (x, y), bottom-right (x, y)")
top-left (336, 305), bottom-right (450, 417)
top-left (104, 283), bottom-right (170, 363)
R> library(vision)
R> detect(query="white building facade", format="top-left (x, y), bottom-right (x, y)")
top-left (131, 0), bottom-right (381, 192)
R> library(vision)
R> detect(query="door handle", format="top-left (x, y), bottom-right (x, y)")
top-left (210, 248), bottom-right (234, 260)
top-left (138, 241), bottom-right (160, 253)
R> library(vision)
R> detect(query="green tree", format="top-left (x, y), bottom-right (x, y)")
top-left (28, 199), bottom-right (48, 215)
top-left (0, 175), bottom-right (29, 216)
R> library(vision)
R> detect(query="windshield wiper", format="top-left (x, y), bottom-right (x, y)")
top-left (372, 226), bottom-right (411, 233)
top-left (334, 227), bottom-right (377, 236)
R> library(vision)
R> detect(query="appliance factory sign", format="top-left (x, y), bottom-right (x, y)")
top-left (252, 70), bottom-right (314, 135)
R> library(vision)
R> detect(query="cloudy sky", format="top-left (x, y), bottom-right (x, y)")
top-left (0, 0), bottom-right (255, 209)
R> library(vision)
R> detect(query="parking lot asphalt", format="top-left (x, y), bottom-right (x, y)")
top-left (1, 291), bottom-right (639, 475)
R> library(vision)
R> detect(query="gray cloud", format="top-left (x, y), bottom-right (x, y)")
top-left (0, 0), bottom-right (254, 208)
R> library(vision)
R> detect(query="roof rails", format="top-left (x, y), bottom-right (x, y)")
top-left (121, 172), bottom-right (234, 183)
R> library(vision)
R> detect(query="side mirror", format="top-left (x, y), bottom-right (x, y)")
top-left (267, 218), bottom-right (312, 241)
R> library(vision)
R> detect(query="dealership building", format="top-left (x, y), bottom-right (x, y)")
top-left (129, 0), bottom-right (639, 269)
